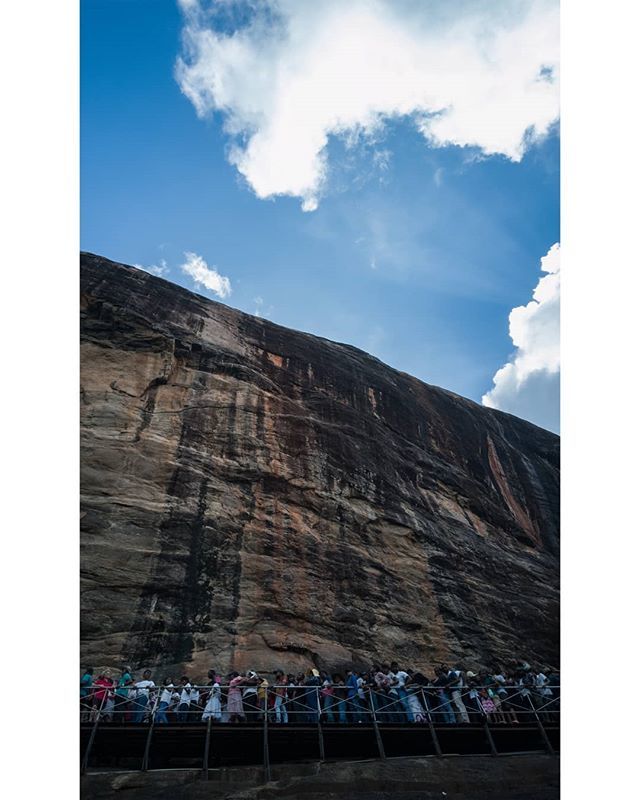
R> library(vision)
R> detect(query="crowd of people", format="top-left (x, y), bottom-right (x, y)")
top-left (80, 659), bottom-right (559, 726)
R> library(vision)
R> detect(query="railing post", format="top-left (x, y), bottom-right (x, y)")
top-left (262, 687), bottom-right (271, 783)
top-left (527, 694), bottom-right (555, 754)
top-left (421, 689), bottom-right (443, 757)
top-left (81, 688), bottom-right (107, 774)
top-left (202, 713), bottom-right (212, 779)
top-left (316, 687), bottom-right (326, 762)
top-left (141, 690), bottom-right (159, 771)
top-left (368, 689), bottom-right (386, 760)
top-left (482, 707), bottom-right (498, 756)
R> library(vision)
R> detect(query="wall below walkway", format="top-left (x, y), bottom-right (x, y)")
top-left (81, 753), bottom-right (560, 800)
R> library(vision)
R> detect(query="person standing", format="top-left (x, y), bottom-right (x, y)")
top-left (242, 671), bottom-right (261, 722)
top-left (372, 665), bottom-right (391, 721)
top-left (479, 687), bottom-right (497, 721)
top-left (273, 671), bottom-right (289, 724)
top-left (545, 666), bottom-right (560, 716)
top-left (80, 668), bottom-right (94, 722)
top-left (114, 666), bottom-right (133, 723)
top-left (464, 671), bottom-right (484, 723)
top-left (133, 670), bottom-right (155, 723)
top-left (320, 673), bottom-right (335, 723)
top-left (304, 669), bottom-right (322, 723)
top-left (291, 673), bottom-right (306, 722)
top-left (202, 676), bottom-right (222, 723)
top-left (169, 684), bottom-right (181, 722)
top-left (490, 668), bottom-right (513, 724)
top-left (517, 667), bottom-right (536, 723)
top-left (447, 665), bottom-right (470, 723)
top-left (177, 676), bottom-right (192, 723)
top-left (102, 670), bottom-right (116, 722)
top-left (404, 672), bottom-right (427, 723)
top-left (332, 674), bottom-right (348, 724)
top-left (346, 670), bottom-right (362, 723)
top-left (156, 677), bottom-right (174, 724)
top-left (189, 682), bottom-right (201, 719)
top-left (389, 662), bottom-right (412, 722)
top-left (258, 676), bottom-right (270, 718)
top-left (433, 667), bottom-right (456, 724)
top-left (93, 672), bottom-right (112, 721)
top-left (227, 672), bottom-right (246, 723)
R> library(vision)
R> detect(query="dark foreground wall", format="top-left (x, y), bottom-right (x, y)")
top-left (81, 754), bottom-right (560, 800)
top-left (81, 253), bottom-right (559, 675)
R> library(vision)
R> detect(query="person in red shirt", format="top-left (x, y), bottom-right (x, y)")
top-left (93, 673), bottom-right (114, 721)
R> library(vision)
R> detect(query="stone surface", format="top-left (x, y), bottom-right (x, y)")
top-left (81, 755), bottom-right (560, 800)
top-left (80, 252), bottom-right (559, 677)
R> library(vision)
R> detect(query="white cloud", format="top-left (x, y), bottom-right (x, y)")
top-left (482, 243), bottom-right (560, 432)
top-left (179, 251), bottom-right (232, 298)
top-left (134, 259), bottom-right (169, 278)
top-left (176, 0), bottom-right (559, 210)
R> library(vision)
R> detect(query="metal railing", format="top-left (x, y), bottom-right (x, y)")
top-left (80, 682), bottom-right (559, 773)
top-left (80, 683), bottom-right (560, 726)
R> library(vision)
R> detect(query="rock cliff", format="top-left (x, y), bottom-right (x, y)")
top-left (80, 252), bottom-right (559, 676)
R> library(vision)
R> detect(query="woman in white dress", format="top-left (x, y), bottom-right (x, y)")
top-left (202, 680), bottom-right (222, 722)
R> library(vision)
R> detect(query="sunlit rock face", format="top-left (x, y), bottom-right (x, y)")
top-left (80, 253), bottom-right (559, 677)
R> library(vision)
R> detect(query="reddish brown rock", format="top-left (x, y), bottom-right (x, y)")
top-left (80, 252), bottom-right (559, 677)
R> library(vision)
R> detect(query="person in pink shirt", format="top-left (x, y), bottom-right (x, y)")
top-left (479, 688), bottom-right (497, 720)
top-left (226, 672), bottom-right (246, 723)
top-left (320, 672), bottom-right (335, 723)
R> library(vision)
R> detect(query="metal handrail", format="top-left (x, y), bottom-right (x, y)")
top-left (80, 683), bottom-right (559, 724)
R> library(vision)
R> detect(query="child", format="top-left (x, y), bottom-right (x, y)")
top-left (479, 688), bottom-right (496, 721)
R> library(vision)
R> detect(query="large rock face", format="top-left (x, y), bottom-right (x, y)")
top-left (80, 253), bottom-right (559, 676)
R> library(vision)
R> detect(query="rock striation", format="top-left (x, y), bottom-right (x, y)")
top-left (80, 252), bottom-right (559, 676)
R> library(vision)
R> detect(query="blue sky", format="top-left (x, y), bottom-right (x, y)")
top-left (81, 0), bottom-right (560, 431)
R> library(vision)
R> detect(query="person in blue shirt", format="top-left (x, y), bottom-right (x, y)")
top-left (115, 666), bottom-right (133, 723)
top-left (80, 668), bottom-right (94, 722)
